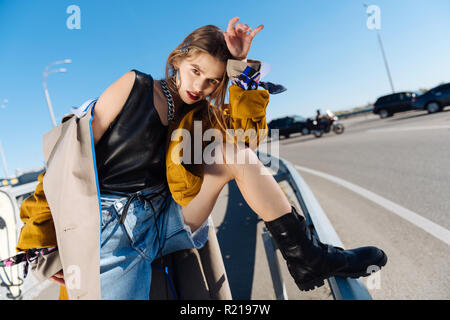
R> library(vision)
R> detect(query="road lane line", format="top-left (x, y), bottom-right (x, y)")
top-left (367, 125), bottom-right (450, 133)
top-left (294, 165), bottom-right (450, 245)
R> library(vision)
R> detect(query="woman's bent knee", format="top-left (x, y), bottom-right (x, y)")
top-left (220, 142), bottom-right (261, 178)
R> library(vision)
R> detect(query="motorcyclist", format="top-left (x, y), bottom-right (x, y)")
top-left (315, 109), bottom-right (331, 132)
top-left (315, 109), bottom-right (321, 122)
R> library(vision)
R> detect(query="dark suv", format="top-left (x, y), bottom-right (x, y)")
top-left (373, 91), bottom-right (421, 118)
top-left (412, 82), bottom-right (450, 113)
top-left (268, 115), bottom-right (311, 138)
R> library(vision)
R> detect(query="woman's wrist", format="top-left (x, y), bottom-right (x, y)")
top-left (226, 59), bottom-right (261, 77)
top-left (227, 59), bottom-right (261, 90)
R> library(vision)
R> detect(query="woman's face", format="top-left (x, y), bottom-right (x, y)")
top-left (175, 52), bottom-right (226, 104)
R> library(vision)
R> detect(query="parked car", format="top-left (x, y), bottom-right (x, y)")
top-left (373, 91), bottom-right (421, 118)
top-left (268, 115), bottom-right (311, 138)
top-left (412, 82), bottom-right (450, 113)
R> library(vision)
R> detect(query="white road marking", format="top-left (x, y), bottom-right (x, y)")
top-left (367, 125), bottom-right (450, 133)
top-left (294, 165), bottom-right (450, 245)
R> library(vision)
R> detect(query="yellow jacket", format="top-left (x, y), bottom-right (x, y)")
top-left (166, 85), bottom-right (269, 206)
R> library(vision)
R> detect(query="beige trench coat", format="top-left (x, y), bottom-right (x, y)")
top-left (38, 103), bottom-right (232, 300)
top-left (41, 104), bottom-right (102, 299)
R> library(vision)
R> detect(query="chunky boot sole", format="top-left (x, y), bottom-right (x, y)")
top-left (334, 249), bottom-right (388, 278)
top-left (298, 278), bottom-right (326, 291)
top-left (296, 249), bottom-right (388, 292)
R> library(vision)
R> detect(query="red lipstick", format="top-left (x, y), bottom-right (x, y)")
top-left (187, 91), bottom-right (200, 101)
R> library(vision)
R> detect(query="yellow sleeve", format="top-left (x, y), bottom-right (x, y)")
top-left (220, 85), bottom-right (269, 149)
top-left (16, 172), bottom-right (57, 252)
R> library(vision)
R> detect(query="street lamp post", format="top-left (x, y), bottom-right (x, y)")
top-left (364, 4), bottom-right (395, 93)
top-left (376, 31), bottom-right (395, 93)
top-left (42, 59), bottom-right (72, 127)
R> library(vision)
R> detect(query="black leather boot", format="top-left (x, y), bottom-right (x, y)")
top-left (265, 206), bottom-right (387, 291)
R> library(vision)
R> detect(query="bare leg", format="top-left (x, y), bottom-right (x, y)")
top-left (182, 146), bottom-right (388, 294)
top-left (181, 142), bottom-right (291, 232)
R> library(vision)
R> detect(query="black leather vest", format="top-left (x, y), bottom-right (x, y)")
top-left (95, 70), bottom-right (168, 193)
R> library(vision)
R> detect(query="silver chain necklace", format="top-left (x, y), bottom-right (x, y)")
top-left (160, 80), bottom-right (175, 121)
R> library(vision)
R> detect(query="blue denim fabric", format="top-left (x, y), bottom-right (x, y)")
top-left (99, 185), bottom-right (209, 300)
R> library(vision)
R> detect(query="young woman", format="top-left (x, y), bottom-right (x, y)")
top-left (16, 17), bottom-right (386, 299)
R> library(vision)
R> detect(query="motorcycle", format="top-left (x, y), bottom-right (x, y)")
top-left (309, 110), bottom-right (345, 138)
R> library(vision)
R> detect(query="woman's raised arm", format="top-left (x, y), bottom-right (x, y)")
top-left (91, 71), bottom-right (136, 144)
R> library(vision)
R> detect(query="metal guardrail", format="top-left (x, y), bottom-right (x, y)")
top-left (335, 107), bottom-right (373, 119)
top-left (9, 181), bottom-right (39, 198)
top-left (260, 153), bottom-right (373, 300)
top-left (0, 187), bottom-right (24, 299)
top-left (0, 182), bottom-right (40, 300)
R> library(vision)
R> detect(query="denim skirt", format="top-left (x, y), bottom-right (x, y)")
top-left (99, 184), bottom-right (209, 300)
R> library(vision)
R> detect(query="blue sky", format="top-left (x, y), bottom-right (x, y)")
top-left (1, 0), bottom-right (449, 175)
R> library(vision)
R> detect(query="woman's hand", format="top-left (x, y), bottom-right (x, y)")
top-left (49, 270), bottom-right (65, 286)
top-left (224, 17), bottom-right (264, 61)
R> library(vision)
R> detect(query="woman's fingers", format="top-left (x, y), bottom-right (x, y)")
top-left (53, 270), bottom-right (64, 278)
top-left (225, 17), bottom-right (264, 60)
top-left (250, 24), bottom-right (264, 38)
top-left (228, 18), bottom-right (263, 39)
top-left (49, 270), bottom-right (65, 286)
top-left (49, 275), bottom-right (65, 286)
top-left (236, 22), bottom-right (248, 34)
top-left (226, 17), bottom-right (240, 36)
top-left (227, 18), bottom-right (253, 37)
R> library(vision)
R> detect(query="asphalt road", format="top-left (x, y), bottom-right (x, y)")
top-left (267, 109), bottom-right (450, 299)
